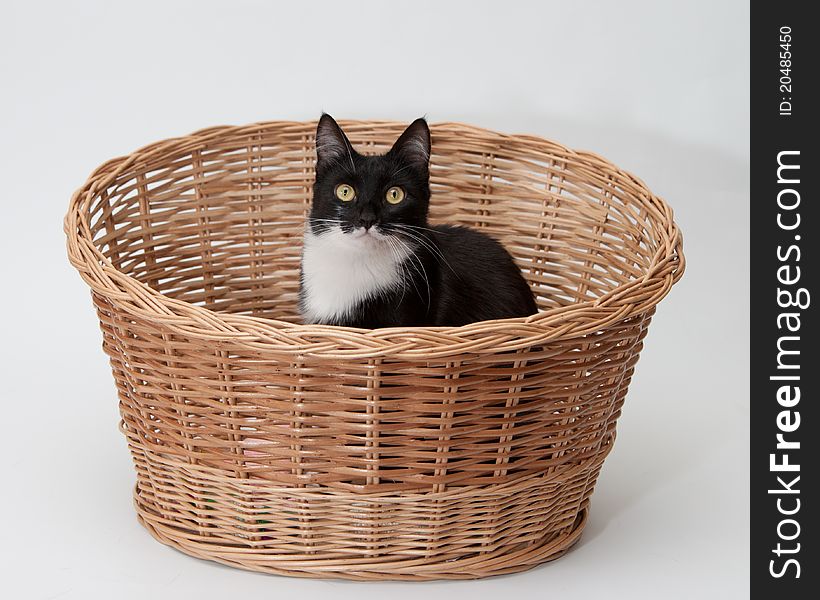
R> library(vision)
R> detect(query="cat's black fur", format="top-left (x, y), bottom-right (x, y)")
top-left (299, 114), bottom-right (538, 328)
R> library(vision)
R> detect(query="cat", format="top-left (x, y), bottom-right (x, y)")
top-left (299, 114), bottom-right (538, 328)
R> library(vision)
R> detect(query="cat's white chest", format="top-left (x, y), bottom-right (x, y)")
top-left (300, 227), bottom-right (409, 324)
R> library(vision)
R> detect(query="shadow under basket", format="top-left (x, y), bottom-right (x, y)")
top-left (65, 119), bottom-right (684, 580)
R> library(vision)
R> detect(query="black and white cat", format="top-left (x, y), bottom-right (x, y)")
top-left (299, 114), bottom-right (537, 328)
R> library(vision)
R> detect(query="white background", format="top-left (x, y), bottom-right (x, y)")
top-left (1, 1), bottom-right (749, 598)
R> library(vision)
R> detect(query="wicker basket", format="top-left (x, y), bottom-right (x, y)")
top-left (65, 120), bottom-right (683, 580)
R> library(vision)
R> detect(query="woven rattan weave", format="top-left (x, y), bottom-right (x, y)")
top-left (65, 120), bottom-right (684, 580)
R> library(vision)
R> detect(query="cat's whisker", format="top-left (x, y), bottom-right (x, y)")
top-left (385, 236), bottom-right (409, 305)
top-left (398, 223), bottom-right (451, 235)
top-left (398, 240), bottom-right (431, 311)
top-left (307, 218), bottom-right (343, 234)
top-left (390, 226), bottom-right (457, 275)
top-left (402, 254), bottom-right (424, 304)
top-left (413, 255), bottom-right (432, 312)
top-left (390, 235), bottom-right (423, 306)
top-left (411, 235), bottom-right (453, 270)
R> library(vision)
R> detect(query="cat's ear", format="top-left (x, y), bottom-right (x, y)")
top-left (390, 118), bottom-right (431, 172)
top-left (315, 113), bottom-right (353, 166)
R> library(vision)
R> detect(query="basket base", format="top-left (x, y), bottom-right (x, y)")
top-left (133, 483), bottom-right (588, 581)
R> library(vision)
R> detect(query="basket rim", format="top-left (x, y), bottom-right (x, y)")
top-left (64, 119), bottom-right (684, 359)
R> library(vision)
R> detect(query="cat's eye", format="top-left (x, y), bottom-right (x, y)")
top-left (385, 186), bottom-right (405, 204)
top-left (335, 183), bottom-right (356, 202)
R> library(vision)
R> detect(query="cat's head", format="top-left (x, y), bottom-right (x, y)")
top-left (308, 114), bottom-right (431, 241)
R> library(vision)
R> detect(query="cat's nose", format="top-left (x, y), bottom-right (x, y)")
top-left (358, 217), bottom-right (377, 230)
